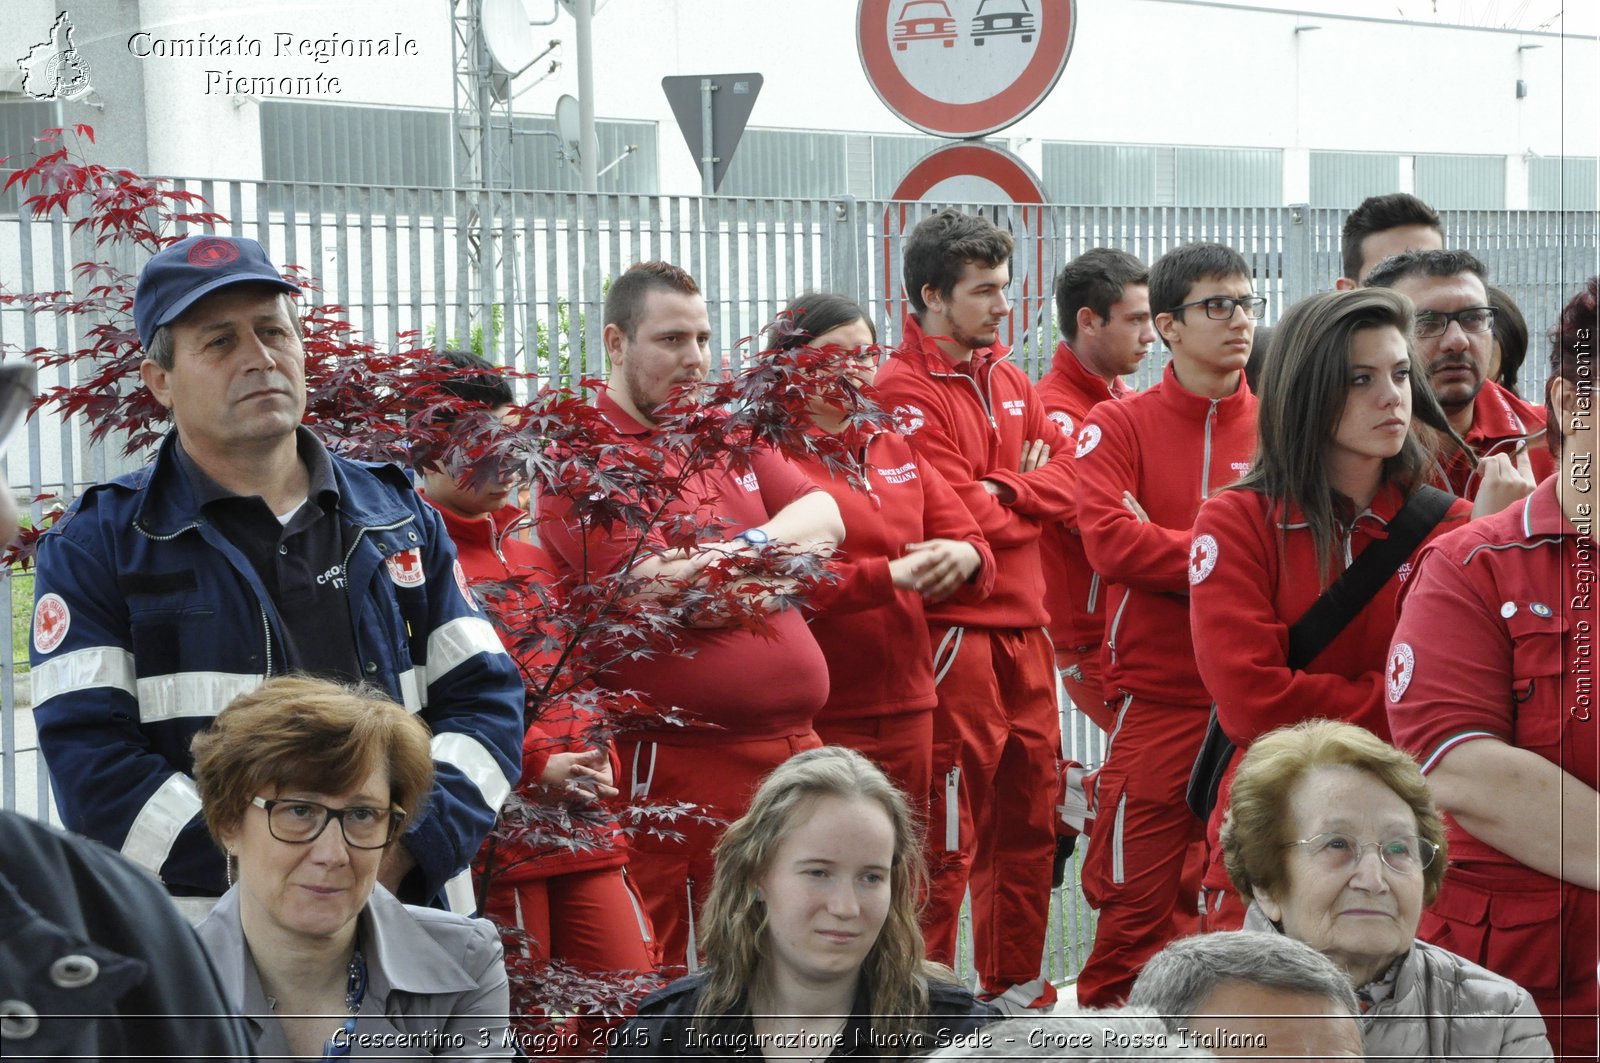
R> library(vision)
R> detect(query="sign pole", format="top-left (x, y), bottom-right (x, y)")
top-left (698, 78), bottom-right (717, 196)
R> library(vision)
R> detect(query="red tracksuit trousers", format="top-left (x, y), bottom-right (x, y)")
top-left (1076, 695), bottom-right (1209, 1007)
top-left (921, 624), bottom-right (1060, 995)
top-left (618, 732), bottom-right (821, 972)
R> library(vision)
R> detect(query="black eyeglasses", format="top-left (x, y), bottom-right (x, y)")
top-left (1414, 306), bottom-right (1495, 339)
top-left (251, 796), bottom-right (406, 849)
top-left (1169, 295), bottom-right (1268, 321)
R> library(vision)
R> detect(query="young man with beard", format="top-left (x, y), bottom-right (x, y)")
top-left (537, 261), bottom-right (843, 970)
top-left (1365, 249), bottom-right (1551, 504)
top-left (1036, 248), bottom-right (1154, 732)
top-left (873, 209), bottom-right (1076, 1015)
top-left (1072, 243), bottom-right (1262, 1006)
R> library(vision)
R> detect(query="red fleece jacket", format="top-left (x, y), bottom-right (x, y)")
top-left (1075, 364), bottom-right (1257, 705)
top-left (872, 314), bottom-right (1074, 629)
top-left (1036, 341), bottom-right (1135, 652)
top-left (423, 494), bottom-right (625, 880)
top-left (1190, 483), bottom-right (1472, 747)
top-left (795, 426), bottom-right (995, 721)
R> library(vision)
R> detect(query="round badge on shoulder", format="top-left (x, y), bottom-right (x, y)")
top-left (1500, 601), bottom-right (1518, 619)
top-left (1531, 602), bottom-right (1553, 618)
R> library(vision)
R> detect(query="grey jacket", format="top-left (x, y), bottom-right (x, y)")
top-left (197, 884), bottom-right (511, 1059)
top-left (1244, 903), bottom-right (1551, 1061)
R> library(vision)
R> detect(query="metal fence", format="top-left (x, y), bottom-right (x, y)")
top-left (3, 183), bottom-right (1597, 984)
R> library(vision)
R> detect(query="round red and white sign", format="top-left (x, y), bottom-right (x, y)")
top-left (884, 142), bottom-right (1053, 349)
top-left (894, 404), bottom-right (926, 434)
top-left (1188, 534), bottom-right (1218, 586)
top-left (1074, 423), bottom-right (1100, 458)
top-left (1048, 410), bottom-right (1073, 436)
top-left (857, 0), bottom-right (1076, 138)
top-left (33, 592), bottom-right (70, 654)
top-left (1387, 643), bottom-right (1415, 703)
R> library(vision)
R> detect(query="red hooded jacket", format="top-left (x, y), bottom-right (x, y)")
top-left (872, 314), bottom-right (1074, 629)
top-left (423, 494), bottom-right (625, 881)
top-left (1035, 341), bottom-right (1135, 652)
top-left (794, 425), bottom-right (995, 721)
top-left (1075, 364), bottom-right (1257, 705)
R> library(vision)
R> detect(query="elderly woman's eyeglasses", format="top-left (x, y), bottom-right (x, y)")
top-left (251, 796), bottom-right (406, 849)
top-left (1284, 831), bottom-right (1438, 875)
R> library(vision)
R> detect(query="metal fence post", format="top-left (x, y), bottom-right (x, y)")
top-left (1284, 202), bottom-right (1313, 311)
top-left (828, 195), bottom-right (862, 304)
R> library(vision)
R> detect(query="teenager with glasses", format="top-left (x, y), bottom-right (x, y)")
top-left (764, 292), bottom-right (992, 822)
top-left (1187, 288), bottom-right (1474, 933)
top-left (1072, 242), bottom-right (1261, 1006)
top-left (192, 676), bottom-right (512, 1059)
top-left (1365, 249), bottom-right (1551, 508)
top-left (1387, 276), bottom-right (1600, 1059)
top-left (1222, 719), bottom-right (1550, 1062)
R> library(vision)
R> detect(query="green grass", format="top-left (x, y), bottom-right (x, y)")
top-left (7, 568), bottom-right (31, 673)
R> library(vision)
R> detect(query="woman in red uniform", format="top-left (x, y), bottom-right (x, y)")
top-left (765, 292), bottom-right (993, 811)
top-left (419, 351), bottom-right (656, 1044)
top-left (1189, 287), bottom-right (1474, 930)
top-left (1386, 277), bottom-right (1600, 1059)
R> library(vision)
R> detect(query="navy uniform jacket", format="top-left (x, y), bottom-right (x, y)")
top-left (29, 429), bottom-right (524, 903)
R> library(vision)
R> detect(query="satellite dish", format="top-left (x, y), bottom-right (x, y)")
top-left (554, 93), bottom-right (596, 173)
top-left (483, 0), bottom-right (537, 100)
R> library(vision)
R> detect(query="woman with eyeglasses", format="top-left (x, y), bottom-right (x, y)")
top-left (1187, 288), bottom-right (1475, 930)
top-left (192, 675), bottom-right (511, 1059)
top-left (1386, 277), bottom-right (1600, 1059)
top-left (1222, 719), bottom-right (1551, 1061)
top-left (761, 293), bottom-right (992, 816)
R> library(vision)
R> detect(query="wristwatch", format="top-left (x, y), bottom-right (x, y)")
top-left (735, 527), bottom-right (771, 548)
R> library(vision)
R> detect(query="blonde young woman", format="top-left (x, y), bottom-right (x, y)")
top-left (611, 746), bottom-right (996, 1059)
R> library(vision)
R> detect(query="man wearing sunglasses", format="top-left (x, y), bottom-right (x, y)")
top-left (1073, 243), bottom-right (1262, 1006)
top-left (1365, 249), bottom-right (1552, 505)
top-left (26, 236), bottom-right (524, 919)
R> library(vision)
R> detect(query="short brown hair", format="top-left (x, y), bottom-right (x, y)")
top-left (1222, 719), bottom-right (1448, 907)
top-left (603, 261), bottom-right (701, 339)
top-left (191, 675), bottom-right (435, 846)
top-left (902, 209), bottom-right (1014, 315)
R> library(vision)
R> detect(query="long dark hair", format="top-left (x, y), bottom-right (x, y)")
top-left (1236, 287), bottom-right (1466, 583)
top-left (767, 291), bottom-right (876, 351)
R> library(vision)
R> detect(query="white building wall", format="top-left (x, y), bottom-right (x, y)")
top-left (8, 0), bottom-right (1594, 199)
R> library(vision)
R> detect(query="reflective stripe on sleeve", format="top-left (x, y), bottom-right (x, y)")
top-left (399, 665), bottom-right (426, 713)
top-left (122, 773), bottom-right (203, 875)
top-left (30, 645), bottom-right (137, 704)
top-left (136, 671), bottom-right (264, 724)
top-left (432, 730), bottom-right (514, 812)
top-left (425, 616), bottom-right (509, 686)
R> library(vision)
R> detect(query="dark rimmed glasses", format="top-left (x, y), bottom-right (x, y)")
top-left (1414, 306), bottom-right (1495, 339)
top-left (1284, 831), bottom-right (1438, 876)
top-left (251, 796), bottom-right (406, 849)
top-left (1169, 295), bottom-right (1268, 321)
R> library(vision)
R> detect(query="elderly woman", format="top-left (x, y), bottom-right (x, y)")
top-left (611, 746), bottom-right (996, 1059)
top-left (192, 676), bottom-right (510, 1059)
top-left (1220, 718), bottom-right (1550, 1061)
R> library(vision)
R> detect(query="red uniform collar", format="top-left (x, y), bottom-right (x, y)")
top-left (1467, 379), bottom-right (1543, 448)
top-left (898, 312), bottom-right (1012, 376)
top-left (1153, 362), bottom-right (1253, 416)
top-left (421, 492), bottom-right (529, 546)
top-left (1518, 475), bottom-right (1574, 539)
top-left (1048, 340), bottom-right (1133, 402)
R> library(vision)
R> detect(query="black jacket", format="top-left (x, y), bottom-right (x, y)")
top-left (607, 971), bottom-right (999, 1060)
top-left (0, 811), bottom-right (254, 1061)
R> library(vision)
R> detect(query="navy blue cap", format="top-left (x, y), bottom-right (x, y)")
top-left (133, 235), bottom-right (300, 350)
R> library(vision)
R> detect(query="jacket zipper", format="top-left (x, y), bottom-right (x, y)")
top-left (1105, 592), bottom-right (1130, 662)
top-left (1200, 400), bottom-right (1219, 499)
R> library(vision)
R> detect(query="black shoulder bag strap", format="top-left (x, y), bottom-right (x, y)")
top-left (1185, 486), bottom-right (1456, 820)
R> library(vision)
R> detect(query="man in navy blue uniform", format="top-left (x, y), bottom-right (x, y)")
top-left (29, 235), bottom-right (523, 915)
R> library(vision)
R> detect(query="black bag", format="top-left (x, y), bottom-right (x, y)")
top-left (1183, 486), bottom-right (1455, 820)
